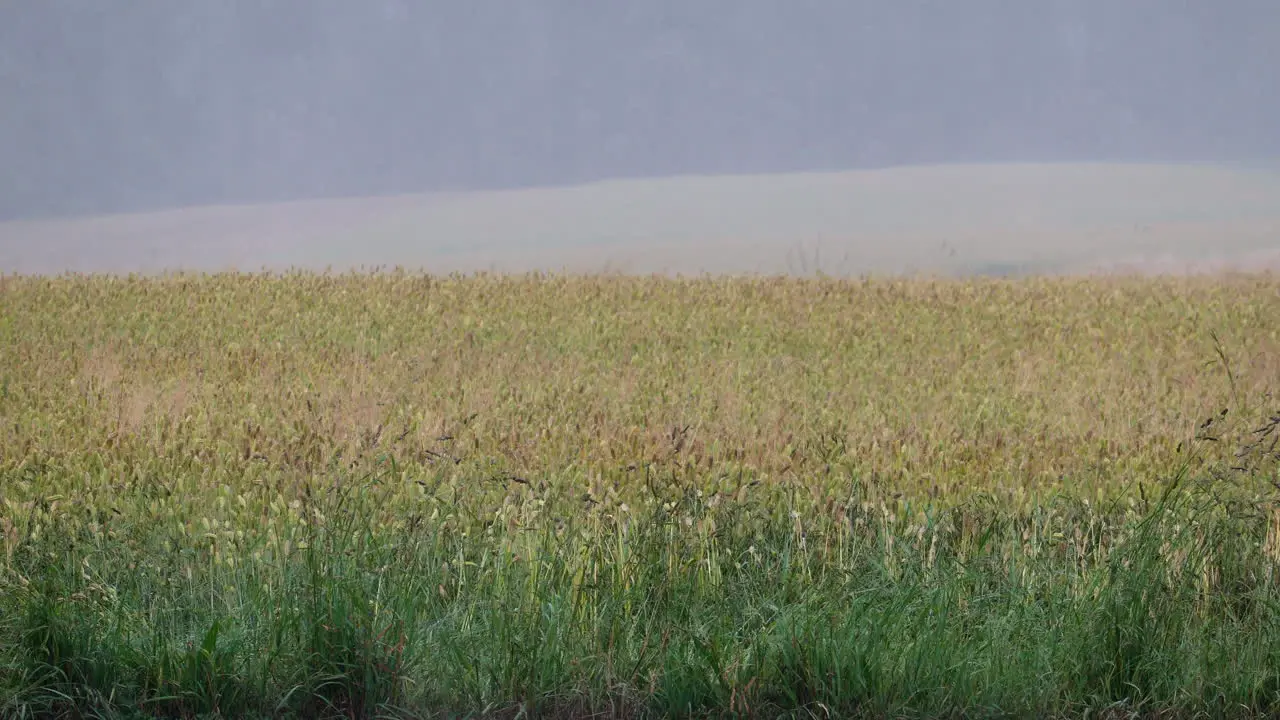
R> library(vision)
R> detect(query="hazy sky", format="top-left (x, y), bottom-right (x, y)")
top-left (1, 1), bottom-right (1278, 221)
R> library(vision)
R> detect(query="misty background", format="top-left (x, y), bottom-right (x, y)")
top-left (1, 2), bottom-right (1278, 276)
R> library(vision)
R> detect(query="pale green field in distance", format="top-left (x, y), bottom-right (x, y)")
top-left (3, 161), bottom-right (1280, 277)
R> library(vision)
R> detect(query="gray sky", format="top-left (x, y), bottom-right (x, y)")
top-left (1, 1), bottom-right (1278, 222)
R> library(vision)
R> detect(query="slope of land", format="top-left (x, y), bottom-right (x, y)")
top-left (3, 162), bottom-right (1279, 276)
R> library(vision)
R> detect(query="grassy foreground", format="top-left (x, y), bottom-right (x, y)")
top-left (2, 271), bottom-right (1280, 718)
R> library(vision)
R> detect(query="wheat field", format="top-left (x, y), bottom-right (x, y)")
top-left (2, 271), bottom-right (1280, 717)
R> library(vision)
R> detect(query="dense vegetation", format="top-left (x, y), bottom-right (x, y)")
top-left (2, 271), bottom-right (1279, 718)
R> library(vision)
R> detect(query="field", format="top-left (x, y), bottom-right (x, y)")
top-left (5, 163), bottom-right (1280, 277)
top-left (3, 271), bottom-right (1280, 718)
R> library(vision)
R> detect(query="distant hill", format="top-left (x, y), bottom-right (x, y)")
top-left (3, 162), bottom-right (1279, 277)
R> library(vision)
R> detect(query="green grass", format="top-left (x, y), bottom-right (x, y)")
top-left (2, 271), bottom-right (1280, 717)
top-left (5, 454), bottom-right (1280, 718)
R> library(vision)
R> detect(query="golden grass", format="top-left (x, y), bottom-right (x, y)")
top-left (2, 271), bottom-right (1276, 516)
top-left (4, 271), bottom-right (1280, 717)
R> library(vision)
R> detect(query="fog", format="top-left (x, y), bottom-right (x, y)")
top-left (1, 2), bottom-right (1278, 275)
